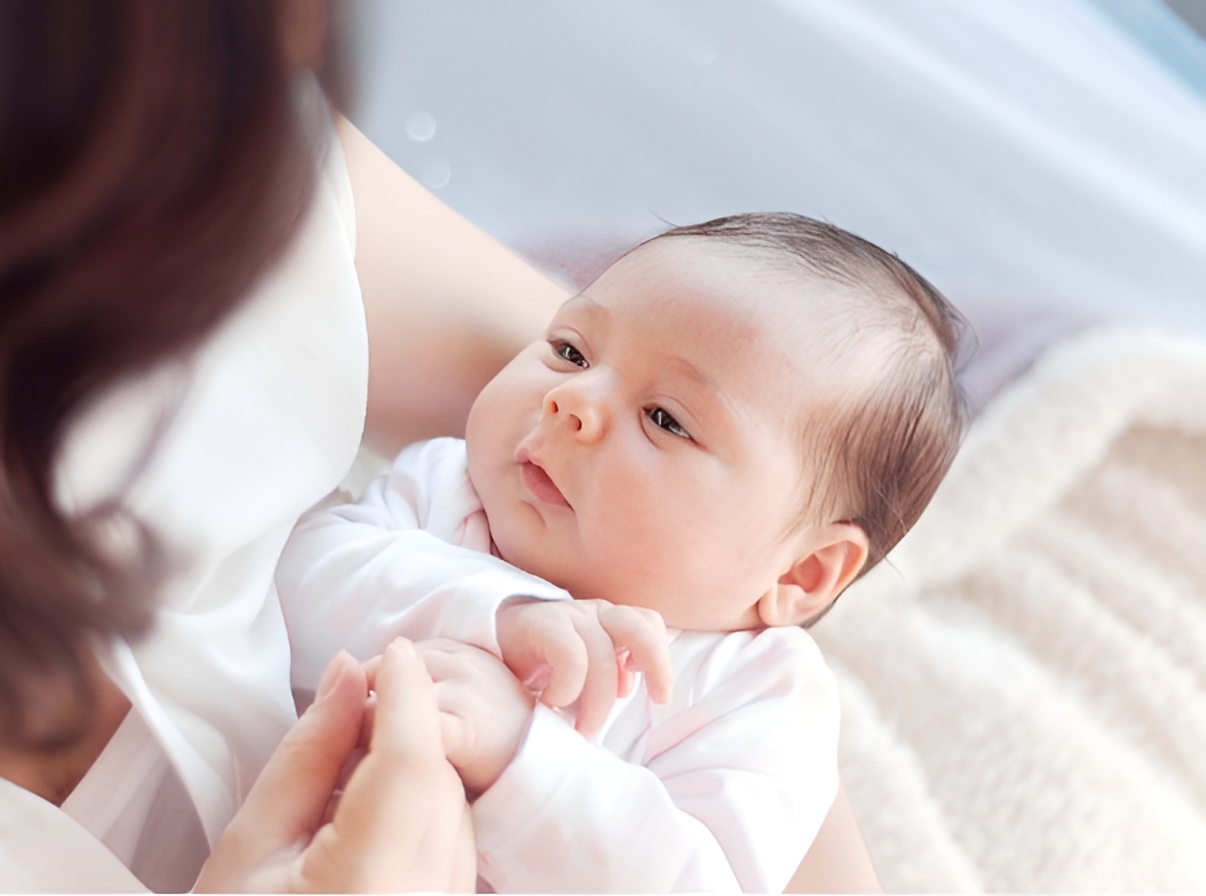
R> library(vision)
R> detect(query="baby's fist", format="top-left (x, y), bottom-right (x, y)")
top-left (416, 639), bottom-right (535, 798)
top-left (495, 597), bottom-right (673, 738)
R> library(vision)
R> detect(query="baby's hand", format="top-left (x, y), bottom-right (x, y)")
top-left (495, 597), bottom-right (673, 738)
top-left (416, 639), bottom-right (535, 799)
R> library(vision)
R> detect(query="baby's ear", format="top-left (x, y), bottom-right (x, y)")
top-left (757, 523), bottom-right (869, 627)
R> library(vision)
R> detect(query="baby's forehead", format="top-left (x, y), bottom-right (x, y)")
top-left (612, 237), bottom-right (865, 343)
top-left (597, 242), bottom-right (873, 391)
top-left (623, 233), bottom-right (792, 276)
top-left (627, 235), bottom-right (856, 301)
top-left (640, 240), bottom-right (900, 388)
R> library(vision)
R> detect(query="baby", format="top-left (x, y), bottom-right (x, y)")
top-left (277, 212), bottom-right (968, 892)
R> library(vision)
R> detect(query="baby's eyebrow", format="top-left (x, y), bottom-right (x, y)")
top-left (663, 354), bottom-right (743, 436)
top-left (563, 292), bottom-right (602, 311)
top-left (555, 293), bottom-right (608, 329)
top-left (665, 354), bottom-right (716, 393)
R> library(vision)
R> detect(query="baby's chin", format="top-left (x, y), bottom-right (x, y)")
top-left (492, 539), bottom-right (606, 603)
top-left (491, 533), bottom-right (558, 581)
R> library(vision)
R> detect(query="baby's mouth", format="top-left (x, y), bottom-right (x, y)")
top-left (519, 458), bottom-right (571, 508)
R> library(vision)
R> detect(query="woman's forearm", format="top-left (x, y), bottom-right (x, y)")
top-left (336, 114), bottom-right (568, 453)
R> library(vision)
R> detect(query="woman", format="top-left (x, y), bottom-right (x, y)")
top-left (1, 0), bottom-right (558, 889)
top-left (0, 1), bottom-right (879, 890)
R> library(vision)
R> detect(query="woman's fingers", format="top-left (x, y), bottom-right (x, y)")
top-left (368, 638), bottom-right (445, 759)
top-left (242, 650), bottom-right (366, 840)
top-left (198, 642), bottom-right (476, 893)
top-left (302, 639), bottom-right (477, 892)
top-left (195, 651), bottom-right (368, 892)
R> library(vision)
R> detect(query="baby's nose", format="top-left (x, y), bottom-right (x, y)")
top-left (543, 387), bottom-right (604, 441)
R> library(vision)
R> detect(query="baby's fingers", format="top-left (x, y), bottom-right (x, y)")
top-left (500, 611), bottom-right (586, 710)
top-left (533, 625), bottom-right (594, 711)
top-left (599, 604), bottom-right (674, 704)
top-left (564, 615), bottom-right (625, 738)
top-left (497, 601), bottom-right (588, 708)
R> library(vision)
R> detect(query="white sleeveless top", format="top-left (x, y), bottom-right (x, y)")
top-left (0, 101), bottom-right (367, 892)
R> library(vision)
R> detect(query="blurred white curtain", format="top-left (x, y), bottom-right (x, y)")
top-left (352, 0), bottom-right (1205, 335)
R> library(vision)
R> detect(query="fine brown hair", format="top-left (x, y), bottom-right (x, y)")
top-left (0, 0), bottom-right (319, 749)
top-left (656, 212), bottom-right (970, 586)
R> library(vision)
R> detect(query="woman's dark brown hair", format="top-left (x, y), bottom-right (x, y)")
top-left (0, 0), bottom-right (320, 749)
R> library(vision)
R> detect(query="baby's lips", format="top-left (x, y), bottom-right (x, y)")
top-left (519, 459), bottom-right (571, 507)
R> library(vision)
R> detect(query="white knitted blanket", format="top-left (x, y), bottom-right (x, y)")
top-left (814, 326), bottom-right (1206, 893)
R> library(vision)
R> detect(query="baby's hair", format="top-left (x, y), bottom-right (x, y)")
top-left (651, 212), bottom-right (970, 589)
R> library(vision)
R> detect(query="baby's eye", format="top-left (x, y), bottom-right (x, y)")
top-left (552, 341), bottom-right (589, 368)
top-left (648, 407), bottom-right (691, 439)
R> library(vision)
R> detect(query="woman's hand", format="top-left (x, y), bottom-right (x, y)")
top-left (196, 640), bottom-right (475, 893)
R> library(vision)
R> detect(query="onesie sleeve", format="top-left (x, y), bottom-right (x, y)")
top-left (277, 438), bottom-right (569, 689)
top-left (471, 629), bottom-right (840, 893)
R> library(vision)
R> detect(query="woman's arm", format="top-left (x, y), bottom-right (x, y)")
top-left (785, 781), bottom-right (883, 894)
top-left (336, 115), bottom-right (569, 453)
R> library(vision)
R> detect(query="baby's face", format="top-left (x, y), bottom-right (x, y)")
top-left (466, 238), bottom-right (833, 631)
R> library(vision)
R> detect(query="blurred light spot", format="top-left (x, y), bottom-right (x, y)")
top-left (417, 158), bottom-right (452, 190)
top-left (405, 111), bottom-right (438, 142)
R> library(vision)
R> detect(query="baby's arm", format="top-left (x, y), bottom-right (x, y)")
top-left (278, 439), bottom-right (569, 690)
top-left (278, 439), bottom-right (674, 727)
top-left (471, 629), bottom-right (841, 893)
